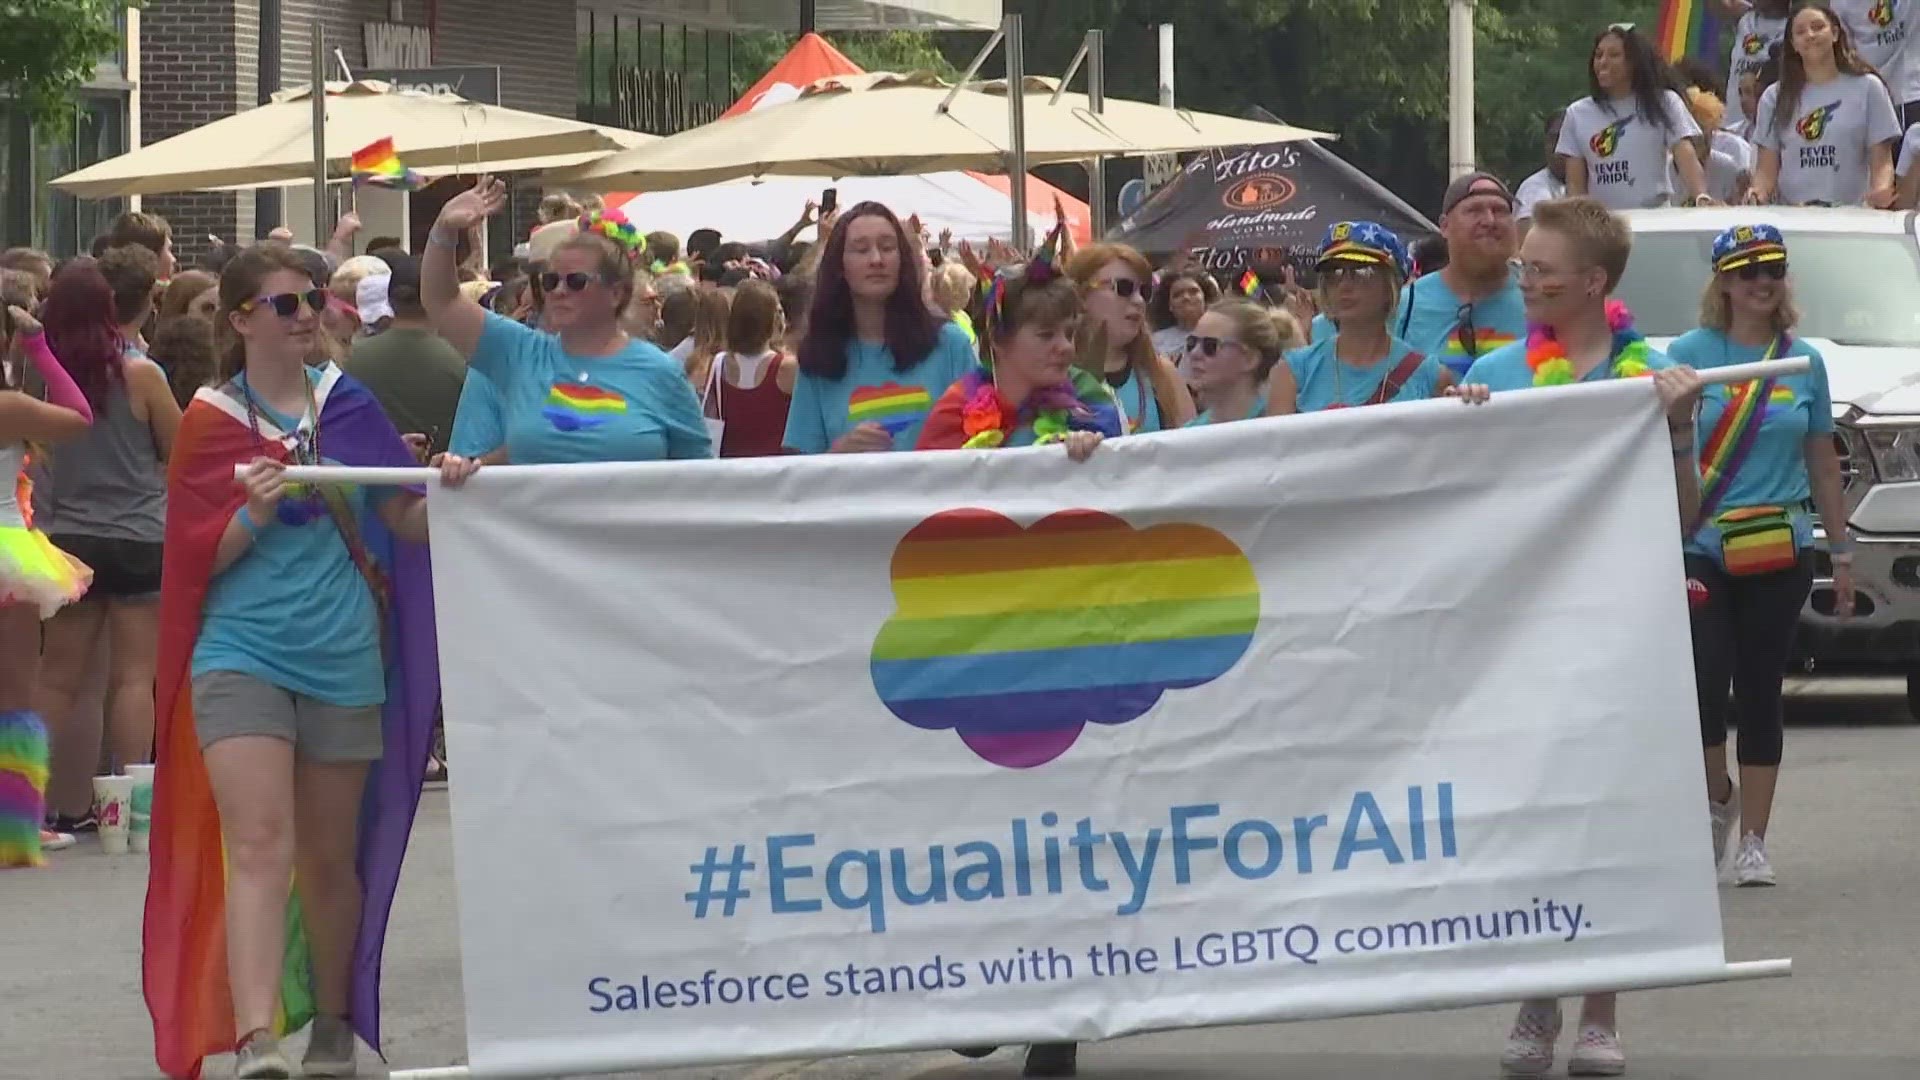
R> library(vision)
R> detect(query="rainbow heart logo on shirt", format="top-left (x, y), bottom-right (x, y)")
top-left (870, 508), bottom-right (1260, 769)
top-left (1797, 103), bottom-right (1840, 142)
top-left (849, 382), bottom-right (932, 434)
top-left (1445, 327), bottom-right (1517, 360)
top-left (1590, 118), bottom-right (1632, 159)
top-left (543, 381), bottom-right (627, 432)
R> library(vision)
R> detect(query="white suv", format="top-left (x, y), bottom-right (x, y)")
top-left (1621, 207), bottom-right (1920, 716)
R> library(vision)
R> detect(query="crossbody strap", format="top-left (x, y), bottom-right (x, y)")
top-left (1695, 334), bottom-right (1791, 526)
top-left (316, 485), bottom-right (392, 656)
top-left (1372, 351), bottom-right (1427, 405)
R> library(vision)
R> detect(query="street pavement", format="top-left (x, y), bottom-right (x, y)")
top-left (7, 678), bottom-right (1918, 1080)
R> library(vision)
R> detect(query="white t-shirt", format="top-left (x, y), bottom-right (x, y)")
top-left (1557, 91), bottom-right (1702, 209)
top-left (1513, 168), bottom-right (1566, 220)
top-left (1755, 73), bottom-right (1903, 204)
top-left (1897, 121), bottom-right (1920, 174)
top-left (1713, 128), bottom-right (1757, 172)
top-left (1725, 10), bottom-right (1791, 131)
top-left (1669, 147), bottom-right (1749, 204)
top-left (1836, 0), bottom-right (1920, 105)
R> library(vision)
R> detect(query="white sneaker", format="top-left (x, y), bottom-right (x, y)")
top-left (1567, 1024), bottom-right (1626, 1076)
top-left (1500, 1000), bottom-right (1562, 1077)
top-left (1709, 782), bottom-right (1739, 872)
top-left (1733, 832), bottom-right (1776, 887)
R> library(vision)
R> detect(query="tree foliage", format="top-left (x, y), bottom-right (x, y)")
top-left (0, 0), bottom-right (127, 133)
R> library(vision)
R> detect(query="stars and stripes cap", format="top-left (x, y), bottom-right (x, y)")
top-left (1315, 220), bottom-right (1410, 279)
top-left (1713, 223), bottom-right (1788, 273)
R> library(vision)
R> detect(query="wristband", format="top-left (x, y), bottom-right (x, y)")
top-left (236, 506), bottom-right (272, 538)
top-left (428, 228), bottom-right (460, 249)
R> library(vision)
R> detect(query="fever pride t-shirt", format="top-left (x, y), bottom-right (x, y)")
top-left (1837, 0), bottom-right (1920, 104)
top-left (1557, 91), bottom-right (1701, 210)
top-left (1755, 74), bottom-right (1903, 205)
top-left (783, 321), bottom-right (976, 453)
top-left (1725, 11), bottom-right (1791, 131)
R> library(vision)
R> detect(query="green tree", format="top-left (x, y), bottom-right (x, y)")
top-left (0, 0), bottom-right (127, 133)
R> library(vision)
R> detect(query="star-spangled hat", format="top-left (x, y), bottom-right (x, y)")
top-left (1713, 223), bottom-right (1788, 273)
top-left (1316, 220), bottom-right (1410, 279)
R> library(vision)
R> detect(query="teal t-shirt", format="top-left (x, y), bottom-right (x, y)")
top-left (192, 370), bottom-right (391, 707)
top-left (449, 367), bottom-right (505, 458)
top-left (1286, 337), bottom-right (1444, 412)
top-left (471, 312), bottom-right (713, 465)
top-left (783, 321), bottom-right (976, 453)
top-left (1461, 336), bottom-right (1676, 391)
top-left (1310, 270), bottom-right (1526, 380)
top-left (1107, 366), bottom-right (1167, 434)
top-left (1186, 393), bottom-right (1269, 427)
top-left (1666, 328), bottom-right (1834, 563)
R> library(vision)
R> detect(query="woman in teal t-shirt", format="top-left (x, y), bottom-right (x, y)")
top-left (1184, 301), bottom-right (1296, 426)
top-left (783, 203), bottom-right (976, 454)
top-left (422, 184), bottom-right (714, 466)
top-left (1272, 221), bottom-right (1448, 414)
top-left (1665, 224), bottom-right (1850, 891)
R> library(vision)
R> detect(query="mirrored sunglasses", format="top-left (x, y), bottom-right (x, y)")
top-left (1323, 263), bottom-right (1383, 283)
top-left (245, 288), bottom-right (330, 318)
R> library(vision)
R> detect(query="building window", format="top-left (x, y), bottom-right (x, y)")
top-left (1, 93), bottom-right (129, 258)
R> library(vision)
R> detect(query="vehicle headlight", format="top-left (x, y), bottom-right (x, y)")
top-left (1865, 427), bottom-right (1920, 482)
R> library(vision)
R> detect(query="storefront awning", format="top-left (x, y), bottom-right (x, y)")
top-left (593, 0), bottom-right (1001, 31)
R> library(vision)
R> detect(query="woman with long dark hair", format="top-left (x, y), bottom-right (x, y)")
top-left (783, 202), bottom-right (975, 454)
top-left (34, 248), bottom-right (182, 835)
top-left (1148, 269), bottom-right (1220, 369)
top-left (1558, 24), bottom-right (1713, 209)
top-left (1748, 4), bottom-right (1901, 207)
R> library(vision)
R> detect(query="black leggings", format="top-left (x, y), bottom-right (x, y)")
top-left (1686, 552), bottom-right (1812, 768)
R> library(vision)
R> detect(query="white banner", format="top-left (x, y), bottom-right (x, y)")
top-left (429, 382), bottom-right (1729, 1078)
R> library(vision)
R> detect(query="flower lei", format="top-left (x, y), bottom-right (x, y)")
top-left (959, 368), bottom-right (1098, 449)
top-left (1525, 299), bottom-right (1653, 386)
top-left (578, 208), bottom-right (646, 263)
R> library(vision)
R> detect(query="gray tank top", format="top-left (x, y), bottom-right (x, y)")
top-left (38, 380), bottom-right (166, 543)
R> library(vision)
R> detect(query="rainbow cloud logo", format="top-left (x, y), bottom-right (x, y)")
top-left (871, 509), bottom-right (1260, 769)
top-left (849, 382), bottom-right (933, 435)
top-left (543, 382), bottom-right (627, 431)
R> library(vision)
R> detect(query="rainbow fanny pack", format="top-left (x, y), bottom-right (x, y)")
top-left (1717, 505), bottom-right (1798, 576)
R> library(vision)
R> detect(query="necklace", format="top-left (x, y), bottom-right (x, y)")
top-left (1525, 300), bottom-right (1652, 386)
top-left (960, 367), bottom-right (1110, 449)
top-left (238, 369), bottom-right (322, 463)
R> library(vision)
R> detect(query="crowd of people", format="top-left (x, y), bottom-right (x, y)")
top-left (0, 8), bottom-right (1883, 1080)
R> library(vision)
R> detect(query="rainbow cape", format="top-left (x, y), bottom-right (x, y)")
top-left (349, 136), bottom-right (423, 190)
top-left (145, 367), bottom-right (439, 1079)
top-left (1655, 0), bottom-right (1727, 63)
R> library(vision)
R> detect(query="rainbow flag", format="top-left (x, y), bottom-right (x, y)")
top-left (1236, 270), bottom-right (1262, 297)
top-left (1655, 0), bottom-right (1728, 62)
top-left (870, 508), bottom-right (1259, 769)
top-left (349, 136), bottom-right (422, 190)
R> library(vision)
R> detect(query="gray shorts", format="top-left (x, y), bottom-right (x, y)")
top-left (192, 671), bottom-right (384, 763)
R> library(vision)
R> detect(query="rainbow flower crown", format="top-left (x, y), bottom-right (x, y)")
top-left (982, 222), bottom-right (1067, 334)
top-left (578, 208), bottom-right (645, 263)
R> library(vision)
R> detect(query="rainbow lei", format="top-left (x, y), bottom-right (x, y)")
top-left (1526, 299), bottom-right (1653, 386)
top-left (958, 367), bottom-right (1107, 449)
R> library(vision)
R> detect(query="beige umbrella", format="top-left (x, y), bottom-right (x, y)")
top-left (554, 72), bottom-right (1138, 192)
top-left (51, 80), bottom-right (650, 198)
top-left (555, 71), bottom-right (1330, 193)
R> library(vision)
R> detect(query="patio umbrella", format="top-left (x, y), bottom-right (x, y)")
top-left (51, 80), bottom-right (648, 198)
top-left (556, 72), bottom-right (1329, 193)
top-left (555, 72), bottom-right (1131, 192)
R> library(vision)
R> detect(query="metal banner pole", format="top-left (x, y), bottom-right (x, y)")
top-left (312, 20), bottom-right (330, 241)
top-left (1005, 13), bottom-right (1028, 251)
top-left (1086, 29), bottom-right (1107, 238)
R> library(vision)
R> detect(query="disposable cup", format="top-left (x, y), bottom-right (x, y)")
top-left (125, 764), bottom-right (157, 854)
top-left (93, 775), bottom-right (135, 855)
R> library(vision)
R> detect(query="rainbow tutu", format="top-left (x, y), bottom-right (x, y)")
top-left (0, 710), bottom-right (49, 868)
top-left (0, 525), bottom-right (91, 618)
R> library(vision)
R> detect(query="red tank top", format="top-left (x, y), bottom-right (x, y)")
top-left (709, 351), bottom-right (793, 458)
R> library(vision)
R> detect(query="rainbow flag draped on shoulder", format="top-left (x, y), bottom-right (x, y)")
top-left (143, 366), bottom-right (440, 1079)
top-left (1655, 0), bottom-right (1729, 63)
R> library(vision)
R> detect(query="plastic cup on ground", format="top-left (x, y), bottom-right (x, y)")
top-left (124, 764), bottom-right (156, 854)
top-left (93, 775), bottom-right (135, 855)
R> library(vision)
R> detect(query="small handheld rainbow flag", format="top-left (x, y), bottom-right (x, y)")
top-left (1654, 0), bottom-right (1726, 63)
top-left (349, 136), bottom-right (422, 190)
top-left (1237, 270), bottom-right (1262, 297)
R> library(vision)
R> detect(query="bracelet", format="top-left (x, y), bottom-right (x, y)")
top-left (235, 506), bottom-right (271, 538)
top-left (427, 228), bottom-right (460, 249)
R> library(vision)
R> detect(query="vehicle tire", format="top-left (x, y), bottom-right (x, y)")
top-left (1905, 666), bottom-right (1920, 722)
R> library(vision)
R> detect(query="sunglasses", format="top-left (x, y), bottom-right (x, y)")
top-left (1322, 263), bottom-right (1383, 284)
top-left (1185, 334), bottom-right (1241, 357)
top-left (1454, 301), bottom-right (1480, 357)
top-left (539, 271), bottom-right (609, 293)
top-left (1735, 262), bottom-right (1788, 281)
top-left (244, 288), bottom-right (329, 318)
top-left (1100, 278), bottom-right (1145, 300)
